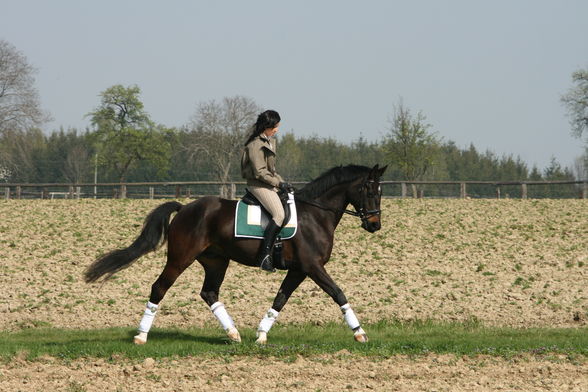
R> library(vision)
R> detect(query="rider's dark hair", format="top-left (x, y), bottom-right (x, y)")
top-left (244, 110), bottom-right (281, 145)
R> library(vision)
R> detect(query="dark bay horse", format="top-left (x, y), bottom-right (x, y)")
top-left (85, 164), bottom-right (387, 344)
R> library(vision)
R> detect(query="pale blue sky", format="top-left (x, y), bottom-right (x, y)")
top-left (3, 0), bottom-right (587, 171)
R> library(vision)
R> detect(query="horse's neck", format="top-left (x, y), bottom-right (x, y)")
top-left (312, 183), bottom-right (350, 229)
top-left (317, 184), bottom-right (348, 210)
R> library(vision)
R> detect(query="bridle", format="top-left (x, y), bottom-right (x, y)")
top-left (350, 179), bottom-right (382, 221)
top-left (295, 178), bottom-right (382, 224)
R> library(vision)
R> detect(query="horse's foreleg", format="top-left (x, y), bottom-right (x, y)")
top-left (308, 265), bottom-right (368, 343)
top-left (256, 269), bottom-right (306, 344)
top-left (198, 257), bottom-right (241, 342)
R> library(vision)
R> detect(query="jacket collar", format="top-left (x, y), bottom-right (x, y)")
top-left (259, 134), bottom-right (275, 152)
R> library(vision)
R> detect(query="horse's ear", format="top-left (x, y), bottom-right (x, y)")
top-left (378, 165), bottom-right (388, 177)
top-left (369, 164), bottom-right (379, 179)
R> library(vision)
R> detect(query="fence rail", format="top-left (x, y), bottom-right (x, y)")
top-left (1, 180), bottom-right (587, 200)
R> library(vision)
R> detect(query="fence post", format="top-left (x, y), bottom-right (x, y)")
top-left (521, 183), bottom-right (528, 199)
top-left (401, 182), bottom-right (407, 198)
top-left (120, 185), bottom-right (127, 199)
top-left (411, 184), bottom-right (418, 199)
top-left (68, 186), bottom-right (74, 199)
top-left (175, 186), bottom-right (181, 199)
top-left (582, 182), bottom-right (587, 199)
top-left (230, 183), bottom-right (236, 199)
top-left (16, 186), bottom-right (21, 199)
top-left (4, 187), bottom-right (9, 200)
top-left (76, 187), bottom-right (81, 199)
top-left (460, 182), bottom-right (466, 199)
top-left (149, 187), bottom-right (154, 199)
top-left (496, 186), bottom-right (501, 199)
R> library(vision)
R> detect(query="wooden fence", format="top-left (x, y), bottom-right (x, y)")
top-left (2, 180), bottom-right (587, 200)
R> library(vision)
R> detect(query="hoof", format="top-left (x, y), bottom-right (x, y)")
top-left (227, 327), bottom-right (241, 343)
top-left (353, 328), bottom-right (368, 343)
top-left (255, 331), bottom-right (267, 345)
top-left (134, 332), bottom-right (148, 345)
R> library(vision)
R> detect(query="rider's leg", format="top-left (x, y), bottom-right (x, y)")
top-left (248, 186), bottom-right (285, 272)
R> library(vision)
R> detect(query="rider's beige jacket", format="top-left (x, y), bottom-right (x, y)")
top-left (241, 135), bottom-right (284, 190)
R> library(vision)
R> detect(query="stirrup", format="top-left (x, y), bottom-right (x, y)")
top-left (259, 254), bottom-right (275, 272)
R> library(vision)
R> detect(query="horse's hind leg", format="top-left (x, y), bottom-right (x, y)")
top-left (198, 256), bottom-right (241, 342)
top-left (134, 241), bottom-right (198, 344)
top-left (256, 269), bottom-right (306, 344)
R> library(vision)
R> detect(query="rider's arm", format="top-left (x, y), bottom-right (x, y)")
top-left (247, 143), bottom-right (280, 187)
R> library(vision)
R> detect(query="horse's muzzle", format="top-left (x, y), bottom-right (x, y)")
top-left (361, 217), bottom-right (381, 233)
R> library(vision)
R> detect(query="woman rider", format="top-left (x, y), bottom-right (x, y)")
top-left (241, 110), bottom-right (291, 272)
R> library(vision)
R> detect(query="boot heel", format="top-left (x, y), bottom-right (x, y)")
top-left (259, 255), bottom-right (276, 272)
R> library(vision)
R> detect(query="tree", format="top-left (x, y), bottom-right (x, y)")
top-left (571, 154), bottom-right (588, 181)
top-left (276, 131), bottom-right (303, 179)
top-left (0, 127), bottom-right (45, 182)
top-left (0, 40), bottom-right (49, 133)
top-left (383, 100), bottom-right (441, 181)
top-left (88, 85), bottom-right (171, 182)
top-left (561, 66), bottom-right (588, 143)
top-left (185, 95), bottom-right (261, 198)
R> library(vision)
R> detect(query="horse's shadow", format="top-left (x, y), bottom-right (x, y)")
top-left (141, 329), bottom-right (229, 345)
top-left (34, 329), bottom-right (230, 349)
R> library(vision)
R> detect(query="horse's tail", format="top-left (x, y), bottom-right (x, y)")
top-left (84, 201), bottom-right (183, 283)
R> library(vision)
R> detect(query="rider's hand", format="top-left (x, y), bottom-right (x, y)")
top-left (278, 182), bottom-right (293, 192)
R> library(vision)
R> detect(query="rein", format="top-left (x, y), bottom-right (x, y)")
top-left (295, 197), bottom-right (360, 217)
top-left (295, 178), bottom-right (382, 221)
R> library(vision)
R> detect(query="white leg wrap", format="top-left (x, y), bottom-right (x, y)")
top-left (257, 308), bottom-right (279, 333)
top-left (340, 303), bottom-right (360, 330)
top-left (210, 302), bottom-right (235, 331)
top-left (138, 301), bottom-right (159, 333)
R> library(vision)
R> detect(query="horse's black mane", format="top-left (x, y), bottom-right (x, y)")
top-left (295, 165), bottom-right (371, 199)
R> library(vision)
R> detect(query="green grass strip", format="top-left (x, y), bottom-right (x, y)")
top-left (1, 320), bottom-right (587, 361)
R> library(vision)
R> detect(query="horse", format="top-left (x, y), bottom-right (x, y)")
top-left (84, 164), bottom-right (387, 345)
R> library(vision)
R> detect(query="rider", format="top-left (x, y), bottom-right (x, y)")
top-left (241, 110), bottom-right (291, 272)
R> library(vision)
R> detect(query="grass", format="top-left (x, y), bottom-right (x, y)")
top-left (1, 320), bottom-right (587, 361)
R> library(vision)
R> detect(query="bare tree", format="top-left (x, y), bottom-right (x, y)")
top-left (561, 67), bottom-right (588, 142)
top-left (186, 95), bottom-right (261, 198)
top-left (572, 154), bottom-right (588, 181)
top-left (0, 128), bottom-right (44, 182)
top-left (63, 144), bottom-right (90, 183)
top-left (0, 40), bottom-right (49, 133)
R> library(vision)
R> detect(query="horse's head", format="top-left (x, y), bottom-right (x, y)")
top-left (348, 164), bottom-right (387, 233)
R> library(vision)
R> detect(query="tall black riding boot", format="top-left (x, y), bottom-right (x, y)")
top-left (258, 220), bottom-right (281, 272)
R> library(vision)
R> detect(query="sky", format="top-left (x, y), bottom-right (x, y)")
top-left (2, 0), bottom-right (587, 171)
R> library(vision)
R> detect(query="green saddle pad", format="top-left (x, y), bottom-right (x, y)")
top-left (234, 200), bottom-right (297, 239)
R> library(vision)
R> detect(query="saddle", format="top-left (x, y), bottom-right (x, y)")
top-left (240, 190), bottom-right (262, 206)
top-left (235, 189), bottom-right (297, 270)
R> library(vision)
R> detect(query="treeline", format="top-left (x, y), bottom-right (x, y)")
top-left (0, 82), bottom-right (583, 199)
top-left (0, 127), bottom-right (579, 195)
